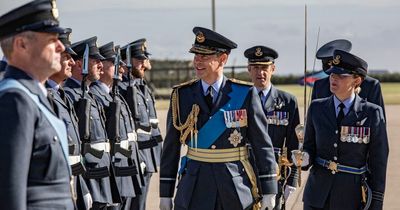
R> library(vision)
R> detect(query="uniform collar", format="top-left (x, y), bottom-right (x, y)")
top-left (96, 81), bottom-right (110, 93)
top-left (333, 93), bottom-right (355, 115)
top-left (47, 79), bottom-right (59, 90)
top-left (201, 75), bottom-right (223, 96)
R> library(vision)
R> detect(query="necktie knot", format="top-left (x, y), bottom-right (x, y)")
top-left (205, 86), bottom-right (214, 109)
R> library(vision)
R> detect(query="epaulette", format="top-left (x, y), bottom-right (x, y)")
top-left (228, 78), bottom-right (253, 86)
top-left (173, 79), bottom-right (198, 89)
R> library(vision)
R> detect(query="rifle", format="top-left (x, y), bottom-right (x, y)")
top-left (125, 45), bottom-right (140, 119)
top-left (106, 46), bottom-right (121, 142)
top-left (75, 44), bottom-right (91, 142)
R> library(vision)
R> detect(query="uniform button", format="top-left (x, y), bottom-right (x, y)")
top-left (90, 116), bottom-right (93, 120)
top-left (211, 145), bottom-right (216, 149)
top-left (335, 130), bottom-right (338, 134)
top-left (209, 116), bottom-right (212, 119)
top-left (147, 109), bottom-right (149, 112)
top-left (53, 136), bottom-right (58, 141)
top-left (334, 143), bottom-right (338, 148)
top-left (333, 156), bottom-right (338, 161)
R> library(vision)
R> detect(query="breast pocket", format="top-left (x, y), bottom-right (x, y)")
top-left (89, 107), bottom-right (106, 141)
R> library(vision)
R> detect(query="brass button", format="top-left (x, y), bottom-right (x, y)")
top-left (211, 145), bottom-right (216, 149)
top-left (333, 156), bottom-right (338, 161)
top-left (335, 130), bottom-right (338, 134)
top-left (333, 143), bottom-right (338, 148)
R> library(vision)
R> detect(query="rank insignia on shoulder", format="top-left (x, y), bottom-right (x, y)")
top-left (224, 109), bottom-right (248, 128)
top-left (229, 78), bottom-right (253, 86)
top-left (266, 111), bottom-right (289, 126)
top-left (340, 126), bottom-right (370, 144)
top-left (173, 79), bottom-right (198, 89)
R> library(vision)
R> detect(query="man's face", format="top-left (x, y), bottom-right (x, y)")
top-left (193, 53), bottom-right (224, 82)
top-left (329, 73), bottom-right (360, 95)
top-left (87, 58), bottom-right (103, 82)
top-left (131, 57), bottom-right (147, 78)
top-left (60, 52), bottom-right (75, 79)
top-left (26, 32), bottom-right (65, 77)
top-left (248, 64), bottom-right (275, 89)
top-left (101, 60), bottom-right (114, 84)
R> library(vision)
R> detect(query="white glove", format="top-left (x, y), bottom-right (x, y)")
top-left (140, 162), bottom-right (146, 173)
top-left (291, 151), bottom-right (309, 167)
top-left (283, 185), bottom-right (296, 201)
top-left (83, 193), bottom-right (93, 210)
top-left (260, 194), bottom-right (276, 209)
top-left (159, 197), bottom-right (173, 210)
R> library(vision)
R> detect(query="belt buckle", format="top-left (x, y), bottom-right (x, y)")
top-left (328, 161), bottom-right (338, 174)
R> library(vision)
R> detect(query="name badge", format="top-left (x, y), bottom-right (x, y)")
top-left (266, 111), bottom-right (289, 126)
top-left (224, 109), bottom-right (247, 128)
top-left (340, 126), bottom-right (370, 144)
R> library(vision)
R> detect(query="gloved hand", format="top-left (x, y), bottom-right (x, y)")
top-left (260, 194), bottom-right (276, 209)
top-left (284, 185), bottom-right (296, 201)
top-left (291, 151), bottom-right (309, 167)
top-left (159, 197), bottom-right (173, 210)
top-left (140, 162), bottom-right (146, 173)
top-left (83, 193), bottom-right (93, 210)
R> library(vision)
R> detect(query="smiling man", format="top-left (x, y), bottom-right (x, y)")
top-left (0, 0), bottom-right (74, 209)
top-left (245, 45), bottom-right (300, 210)
top-left (160, 27), bottom-right (278, 210)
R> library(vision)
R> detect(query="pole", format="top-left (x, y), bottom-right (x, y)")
top-left (212, 0), bottom-right (216, 31)
top-left (303, 4), bottom-right (307, 124)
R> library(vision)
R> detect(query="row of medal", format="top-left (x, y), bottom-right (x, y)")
top-left (340, 126), bottom-right (370, 144)
top-left (224, 109), bottom-right (248, 128)
top-left (266, 111), bottom-right (289, 126)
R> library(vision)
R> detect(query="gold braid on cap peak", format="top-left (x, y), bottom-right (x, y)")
top-left (172, 88), bottom-right (200, 145)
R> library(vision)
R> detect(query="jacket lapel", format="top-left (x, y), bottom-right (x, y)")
top-left (211, 77), bottom-right (231, 115)
top-left (322, 95), bottom-right (338, 128)
top-left (264, 86), bottom-right (278, 112)
top-left (193, 81), bottom-right (210, 113)
top-left (342, 95), bottom-right (364, 126)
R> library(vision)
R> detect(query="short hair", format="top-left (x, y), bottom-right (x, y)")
top-left (0, 31), bottom-right (36, 59)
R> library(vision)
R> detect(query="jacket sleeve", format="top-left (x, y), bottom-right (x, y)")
top-left (367, 106), bottom-right (389, 210)
top-left (0, 91), bottom-right (36, 209)
top-left (159, 91), bottom-right (182, 197)
top-left (286, 96), bottom-right (300, 187)
top-left (247, 88), bottom-right (278, 194)
top-left (303, 102), bottom-right (316, 170)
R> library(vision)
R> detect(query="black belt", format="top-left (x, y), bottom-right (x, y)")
top-left (84, 166), bottom-right (110, 179)
top-left (137, 138), bottom-right (158, 150)
top-left (71, 162), bottom-right (86, 176)
top-left (114, 165), bottom-right (138, 177)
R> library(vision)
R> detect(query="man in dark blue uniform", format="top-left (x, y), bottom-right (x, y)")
top-left (311, 39), bottom-right (385, 116)
top-left (46, 28), bottom-right (93, 210)
top-left (159, 27), bottom-right (278, 210)
top-left (91, 41), bottom-right (139, 209)
top-left (64, 37), bottom-right (119, 209)
top-left (0, 0), bottom-right (74, 209)
top-left (299, 50), bottom-right (388, 210)
top-left (119, 39), bottom-right (162, 210)
top-left (245, 46), bottom-right (300, 210)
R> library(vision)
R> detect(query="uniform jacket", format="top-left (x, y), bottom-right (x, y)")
top-left (119, 78), bottom-right (158, 173)
top-left (303, 95), bottom-right (388, 210)
top-left (261, 86), bottom-right (300, 187)
top-left (311, 76), bottom-right (385, 116)
top-left (90, 82), bottom-right (136, 198)
top-left (0, 67), bottom-right (73, 209)
top-left (160, 77), bottom-right (278, 210)
top-left (63, 78), bottom-right (115, 204)
top-left (46, 82), bottom-right (91, 210)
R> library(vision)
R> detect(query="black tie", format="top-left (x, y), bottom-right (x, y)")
top-left (337, 103), bottom-right (345, 127)
top-left (205, 86), bottom-right (214, 109)
top-left (258, 91), bottom-right (264, 105)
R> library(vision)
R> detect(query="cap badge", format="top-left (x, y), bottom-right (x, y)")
top-left (141, 43), bottom-right (145, 52)
top-left (51, 0), bottom-right (59, 19)
top-left (255, 47), bottom-right (263, 57)
top-left (332, 55), bottom-right (341, 65)
top-left (67, 33), bottom-right (72, 42)
top-left (196, 32), bottom-right (205, 43)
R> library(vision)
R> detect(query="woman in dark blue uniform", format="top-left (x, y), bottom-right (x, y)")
top-left (299, 50), bottom-right (388, 210)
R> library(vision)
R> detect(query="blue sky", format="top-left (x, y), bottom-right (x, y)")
top-left (1, 0), bottom-right (399, 75)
